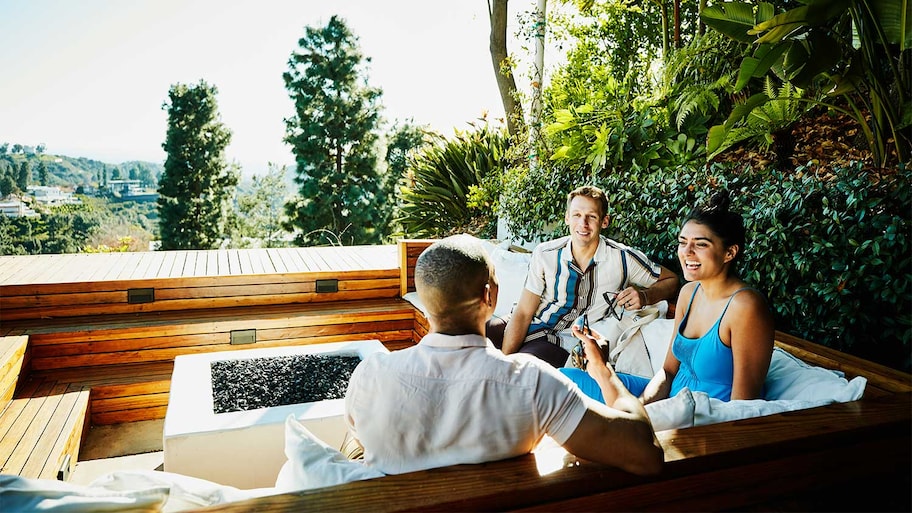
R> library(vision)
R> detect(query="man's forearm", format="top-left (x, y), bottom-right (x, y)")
top-left (591, 363), bottom-right (654, 427)
top-left (501, 320), bottom-right (526, 354)
top-left (647, 270), bottom-right (679, 303)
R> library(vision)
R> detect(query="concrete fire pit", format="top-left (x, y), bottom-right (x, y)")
top-left (163, 340), bottom-right (387, 489)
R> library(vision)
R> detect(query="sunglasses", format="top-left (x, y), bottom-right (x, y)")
top-left (602, 291), bottom-right (624, 321)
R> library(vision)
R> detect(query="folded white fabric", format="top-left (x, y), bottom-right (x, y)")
top-left (274, 414), bottom-right (384, 493)
top-left (0, 470), bottom-right (275, 513)
top-left (645, 388), bottom-right (696, 431)
top-left (0, 473), bottom-right (168, 512)
top-left (89, 470), bottom-right (274, 512)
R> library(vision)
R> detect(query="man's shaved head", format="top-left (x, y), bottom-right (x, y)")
top-left (415, 234), bottom-right (495, 330)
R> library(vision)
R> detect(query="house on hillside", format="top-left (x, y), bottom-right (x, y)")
top-left (0, 196), bottom-right (39, 217)
top-left (27, 185), bottom-right (82, 207)
top-left (106, 179), bottom-right (158, 202)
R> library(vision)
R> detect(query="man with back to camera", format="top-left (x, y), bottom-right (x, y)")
top-left (500, 185), bottom-right (680, 367)
top-left (344, 234), bottom-right (664, 476)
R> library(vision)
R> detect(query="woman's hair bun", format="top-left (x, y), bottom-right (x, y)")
top-left (706, 190), bottom-right (731, 213)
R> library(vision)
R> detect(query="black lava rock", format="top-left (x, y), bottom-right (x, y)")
top-left (210, 354), bottom-right (361, 414)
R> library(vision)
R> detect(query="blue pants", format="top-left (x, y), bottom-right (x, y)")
top-left (559, 368), bottom-right (651, 403)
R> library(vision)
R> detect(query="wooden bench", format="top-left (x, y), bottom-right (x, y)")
top-left (0, 335), bottom-right (89, 480)
top-left (6, 298), bottom-right (416, 426)
top-left (197, 332), bottom-right (912, 512)
top-left (0, 248), bottom-right (401, 322)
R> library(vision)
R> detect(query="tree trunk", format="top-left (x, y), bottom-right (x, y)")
top-left (488, 0), bottom-right (523, 137)
top-left (673, 0), bottom-right (681, 48)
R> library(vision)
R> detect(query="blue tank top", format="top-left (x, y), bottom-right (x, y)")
top-left (669, 284), bottom-right (753, 401)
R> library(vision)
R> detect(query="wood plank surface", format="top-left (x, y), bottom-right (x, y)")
top-left (40, 384), bottom-right (89, 479)
top-left (0, 336), bottom-right (28, 406)
top-left (0, 246), bottom-right (398, 287)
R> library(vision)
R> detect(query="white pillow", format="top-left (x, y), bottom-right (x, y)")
top-left (274, 414), bottom-right (384, 493)
top-left (402, 241), bottom-right (532, 320)
top-left (488, 244), bottom-right (532, 318)
top-left (402, 291), bottom-right (427, 316)
top-left (763, 347), bottom-right (866, 402)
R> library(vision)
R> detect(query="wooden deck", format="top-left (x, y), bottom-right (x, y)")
top-left (0, 246), bottom-right (399, 286)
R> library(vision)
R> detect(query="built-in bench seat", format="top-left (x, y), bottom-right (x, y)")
top-left (0, 374), bottom-right (89, 481)
top-left (1, 248), bottom-right (403, 318)
top-left (0, 245), bottom-right (421, 482)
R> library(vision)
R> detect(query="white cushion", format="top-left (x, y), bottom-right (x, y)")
top-left (274, 414), bottom-right (384, 493)
top-left (642, 347), bottom-right (867, 431)
top-left (763, 347), bottom-right (866, 402)
top-left (0, 475), bottom-right (168, 512)
top-left (488, 242), bottom-right (532, 318)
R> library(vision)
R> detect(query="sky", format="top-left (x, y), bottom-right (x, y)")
top-left (0, 0), bottom-right (548, 176)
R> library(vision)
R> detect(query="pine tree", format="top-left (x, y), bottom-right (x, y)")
top-left (16, 161), bottom-right (30, 191)
top-left (283, 15), bottom-right (386, 246)
top-left (38, 161), bottom-right (49, 186)
top-left (157, 80), bottom-right (239, 250)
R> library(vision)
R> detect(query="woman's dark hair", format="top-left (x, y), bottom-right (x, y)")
top-left (685, 190), bottom-right (746, 266)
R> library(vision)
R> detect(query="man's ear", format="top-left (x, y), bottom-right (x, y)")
top-left (601, 215), bottom-right (610, 229)
top-left (483, 283), bottom-right (495, 307)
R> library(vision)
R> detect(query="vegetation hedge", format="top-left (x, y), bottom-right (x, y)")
top-left (504, 162), bottom-right (911, 372)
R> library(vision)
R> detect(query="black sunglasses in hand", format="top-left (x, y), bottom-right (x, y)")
top-left (602, 291), bottom-right (624, 321)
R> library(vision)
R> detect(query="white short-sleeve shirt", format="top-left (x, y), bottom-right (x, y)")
top-left (523, 235), bottom-right (661, 347)
top-left (344, 333), bottom-right (590, 475)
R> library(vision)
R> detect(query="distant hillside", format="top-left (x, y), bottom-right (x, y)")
top-left (0, 151), bottom-right (164, 190)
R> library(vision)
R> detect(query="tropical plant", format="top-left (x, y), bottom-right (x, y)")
top-left (711, 77), bottom-right (809, 161)
top-left (702, 0), bottom-right (911, 167)
top-left (396, 126), bottom-right (508, 238)
top-left (661, 30), bottom-right (746, 132)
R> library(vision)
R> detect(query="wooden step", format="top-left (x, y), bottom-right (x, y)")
top-left (0, 377), bottom-right (89, 480)
top-left (0, 336), bottom-right (28, 411)
top-left (10, 299), bottom-right (417, 371)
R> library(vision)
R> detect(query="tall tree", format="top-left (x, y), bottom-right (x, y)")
top-left (381, 121), bottom-right (428, 238)
top-left (0, 174), bottom-right (14, 197)
top-left (38, 161), bottom-right (49, 186)
top-left (16, 161), bottom-right (30, 190)
top-left (489, 0), bottom-right (523, 136)
top-left (283, 15), bottom-right (385, 246)
top-left (232, 163), bottom-right (291, 248)
top-left (158, 80), bottom-right (239, 250)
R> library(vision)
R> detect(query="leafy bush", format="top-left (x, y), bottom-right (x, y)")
top-left (395, 126), bottom-right (509, 238)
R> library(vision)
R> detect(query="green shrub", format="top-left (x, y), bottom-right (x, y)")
top-left (395, 126), bottom-right (509, 238)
